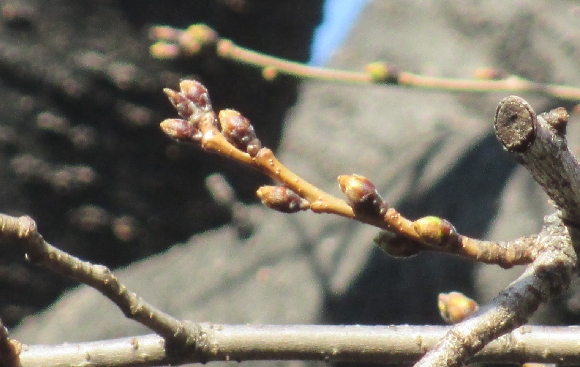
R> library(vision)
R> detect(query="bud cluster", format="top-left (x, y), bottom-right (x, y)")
top-left (160, 80), bottom-right (217, 143)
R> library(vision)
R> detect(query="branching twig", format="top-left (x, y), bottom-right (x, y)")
top-left (160, 79), bottom-right (538, 269)
top-left (0, 214), bottom-right (197, 355)
top-left (409, 96), bottom-right (580, 367)
top-left (149, 24), bottom-right (580, 101)
top-left (416, 213), bottom-right (578, 367)
top-left (159, 81), bottom-right (580, 367)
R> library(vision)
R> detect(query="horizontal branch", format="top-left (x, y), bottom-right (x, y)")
top-left (19, 324), bottom-right (580, 367)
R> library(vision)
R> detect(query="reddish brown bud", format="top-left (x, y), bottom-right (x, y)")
top-left (148, 26), bottom-right (181, 42)
top-left (160, 118), bottom-right (201, 143)
top-left (256, 186), bottom-right (310, 213)
top-left (337, 174), bottom-right (387, 215)
top-left (438, 292), bottom-right (479, 324)
top-left (163, 80), bottom-right (213, 127)
top-left (179, 80), bottom-right (212, 112)
top-left (218, 109), bottom-right (262, 157)
top-left (413, 216), bottom-right (456, 247)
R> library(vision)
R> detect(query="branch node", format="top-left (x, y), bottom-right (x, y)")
top-left (540, 107), bottom-right (568, 136)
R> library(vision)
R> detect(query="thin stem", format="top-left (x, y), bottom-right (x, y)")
top-left (150, 24), bottom-right (580, 101)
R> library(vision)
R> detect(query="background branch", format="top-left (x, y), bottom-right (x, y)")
top-left (150, 24), bottom-right (580, 101)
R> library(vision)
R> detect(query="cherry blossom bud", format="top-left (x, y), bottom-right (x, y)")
top-left (413, 216), bottom-right (456, 247)
top-left (374, 232), bottom-right (420, 258)
top-left (337, 174), bottom-right (387, 215)
top-left (159, 118), bottom-right (201, 143)
top-left (218, 109), bottom-right (262, 157)
top-left (179, 80), bottom-right (212, 112)
top-left (256, 186), bottom-right (309, 213)
top-left (364, 62), bottom-right (399, 83)
top-left (163, 80), bottom-right (212, 121)
top-left (438, 292), bottom-right (479, 324)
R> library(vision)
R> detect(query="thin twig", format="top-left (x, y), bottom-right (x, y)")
top-left (160, 80), bottom-right (538, 268)
top-left (149, 24), bottom-right (580, 101)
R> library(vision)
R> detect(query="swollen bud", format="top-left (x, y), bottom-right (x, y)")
top-left (413, 216), bottom-right (456, 247)
top-left (256, 186), bottom-right (310, 213)
top-left (159, 118), bottom-right (202, 143)
top-left (163, 80), bottom-right (213, 121)
top-left (179, 80), bottom-right (212, 112)
top-left (438, 292), bottom-right (479, 324)
top-left (374, 232), bottom-right (420, 258)
top-left (218, 109), bottom-right (262, 157)
top-left (337, 174), bottom-right (387, 215)
top-left (364, 62), bottom-right (399, 83)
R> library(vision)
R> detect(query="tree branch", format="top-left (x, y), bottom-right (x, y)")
top-left (149, 24), bottom-right (580, 102)
top-left (18, 324), bottom-right (580, 367)
top-left (160, 80), bottom-right (539, 268)
top-left (415, 213), bottom-right (578, 367)
top-left (413, 96), bottom-right (580, 366)
top-left (0, 214), bottom-right (196, 355)
top-left (495, 96), bottom-right (580, 224)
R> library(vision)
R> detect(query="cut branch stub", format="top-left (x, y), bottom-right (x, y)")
top-left (494, 96), bottom-right (580, 222)
top-left (494, 96), bottom-right (536, 152)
